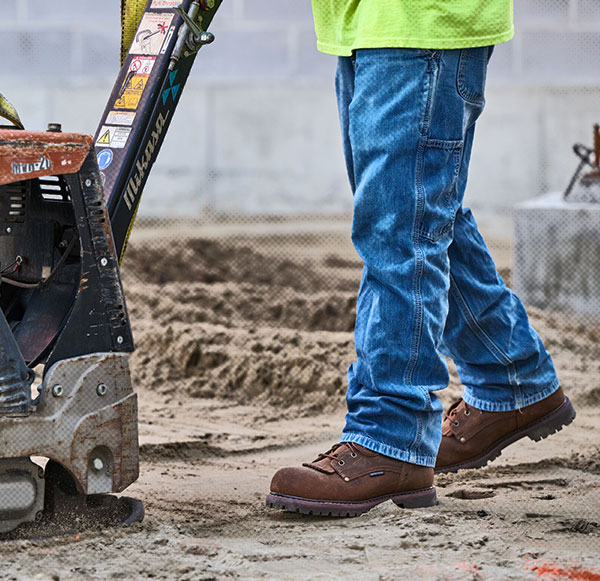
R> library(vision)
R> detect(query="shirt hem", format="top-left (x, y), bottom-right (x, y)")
top-left (316, 28), bottom-right (514, 57)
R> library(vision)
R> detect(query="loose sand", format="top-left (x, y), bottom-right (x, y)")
top-left (0, 228), bottom-right (598, 580)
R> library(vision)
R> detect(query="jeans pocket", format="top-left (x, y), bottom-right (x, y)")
top-left (417, 138), bottom-right (464, 242)
top-left (457, 47), bottom-right (490, 105)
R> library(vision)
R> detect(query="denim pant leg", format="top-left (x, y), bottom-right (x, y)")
top-left (436, 62), bottom-right (560, 412)
top-left (440, 185), bottom-right (560, 414)
top-left (335, 49), bottom-right (474, 467)
top-left (335, 55), bottom-right (356, 193)
top-left (440, 209), bottom-right (560, 411)
top-left (334, 47), bottom-right (558, 467)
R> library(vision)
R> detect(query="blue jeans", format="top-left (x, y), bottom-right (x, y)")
top-left (336, 48), bottom-right (560, 467)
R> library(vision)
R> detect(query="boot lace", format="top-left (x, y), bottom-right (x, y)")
top-left (446, 399), bottom-right (471, 426)
top-left (315, 442), bottom-right (361, 462)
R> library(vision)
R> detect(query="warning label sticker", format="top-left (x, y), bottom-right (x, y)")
top-left (114, 74), bottom-right (149, 110)
top-left (97, 149), bottom-right (113, 171)
top-left (151, 0), bottom-right (181, 8)
top-left (129, 56), bottom-right (156, 75)
top-left (96, 126), bottom-right (132, 149)
top-left (106, 110), bottom-right (136, 126)
top-left (129, 13), bottom-right (174, 55)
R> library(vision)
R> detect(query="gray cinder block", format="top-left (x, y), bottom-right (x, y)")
top-left (521, 31), bottom-right (600, 81)
top-left (189, 25), bottom-right (292, 79)
top-left (514, 192), bottom-right (600, 318)
top-left (0, 29), bottom-right (73, 76)
top-left (514, 0), bottom-right (570, 22)
top-left (242, 0), bottom-right (314, 21)
top-left (577, 0), bottom-right (600, 23)
top-left (25, 0), bottom-right (118, 21)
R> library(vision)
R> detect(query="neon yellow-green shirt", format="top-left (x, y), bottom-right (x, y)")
top-left (311, 1), bottom-right (514, 56)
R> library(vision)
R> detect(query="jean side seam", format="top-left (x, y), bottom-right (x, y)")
top-left (409, 412), bottom-right (424, 461)
top-left (341, 57), bottom-right (357, 194)
top-left (448, 272), bottom-right (514, 367)
top-left (507, 362), bottom-right (524, 403)
top-left (404, 138), bottom-right (426, 388)
top-left (419, 52), bottom-right (437, 136)
top-left (404, 59), bottom-right (436, 387)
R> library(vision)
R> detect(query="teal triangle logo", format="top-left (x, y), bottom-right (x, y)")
top-left (162, 70), bottom-right (181, 105)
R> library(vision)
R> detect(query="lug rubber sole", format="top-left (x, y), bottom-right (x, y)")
top-left (266, 486), bottom-right (437, 517)
top-left (435, 396), bottom-right (576, 474)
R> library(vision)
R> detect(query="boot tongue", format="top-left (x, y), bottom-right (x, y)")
top-left (309, 457), bottom-right (335, 473)
top-left (304, 442), bottom-right (381, 474)
top-left (447, 399), bottom-right (464, 417)
top-left (303, 443), bottom-right (352, 474)
top-left (443, 399), bottom-right (469, 436)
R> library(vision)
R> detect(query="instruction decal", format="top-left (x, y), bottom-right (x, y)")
top-left (113, 57), bottom-right (156, 111)
top-left (106, 110), bottom-right (136, 126)
top-left (96, 126), bottom-right (132, 149)
top-left (129, 13), bottom-right (174, 55)
top-left (97, 149), bottom-right (113, 171)
top-left (114, 74), bottom-right (149, 110)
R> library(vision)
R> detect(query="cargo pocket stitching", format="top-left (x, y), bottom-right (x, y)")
top-left (417, 139), bottom-right (464, 242)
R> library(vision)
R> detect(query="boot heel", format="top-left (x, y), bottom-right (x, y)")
top-left (527, 397), bottom-right (576, 442)
top-left (392, 487), bottom-right (437, 509)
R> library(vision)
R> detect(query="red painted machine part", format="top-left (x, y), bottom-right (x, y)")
top-left (0, 130), bottom-right (93, 186)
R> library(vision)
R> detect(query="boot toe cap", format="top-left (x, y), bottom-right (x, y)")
top-left (270, 466), bottom-right (306, 496)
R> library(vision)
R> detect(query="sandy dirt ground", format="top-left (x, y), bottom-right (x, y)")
top-left (0, 226), bottom-right (598, 580)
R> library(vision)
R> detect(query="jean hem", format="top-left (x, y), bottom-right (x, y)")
top-left (462, 378), bottom-right (560, 412)
top-left (340, 432), bottom-right (436, 468)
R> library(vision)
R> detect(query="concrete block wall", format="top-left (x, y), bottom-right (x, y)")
top-left (0, 0), bottom-right (599, 225)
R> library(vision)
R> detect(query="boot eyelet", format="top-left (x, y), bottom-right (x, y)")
top-left (350, 452), bottom-right (357, 458)
top-left (453, 421), bottom-right (459, 427)
top-left (464, 410), bottom-right (470, 416)
top-left (338, 460), bottom-right (345, 466)
top-left (460, 437), bottom-right (466, 443)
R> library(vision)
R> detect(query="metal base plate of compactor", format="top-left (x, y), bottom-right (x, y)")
top-left (0, 460), bottom-right (144, 540)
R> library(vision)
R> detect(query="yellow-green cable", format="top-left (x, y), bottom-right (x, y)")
top-left (0, 93), bottom-right (24, 129)
top-left (121, 0), bottom-right (147, 65)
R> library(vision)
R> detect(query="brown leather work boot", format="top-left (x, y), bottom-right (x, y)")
top-left (266, 442), bottom-right (437, 517)
top-left (435, 387), bottom-right (576, 474)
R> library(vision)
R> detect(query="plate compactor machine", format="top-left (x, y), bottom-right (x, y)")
top-left (0, 0), bottom-right (221, 535)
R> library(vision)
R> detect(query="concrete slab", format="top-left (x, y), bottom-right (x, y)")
top-left (514, 191), bottom-right (600, 319)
